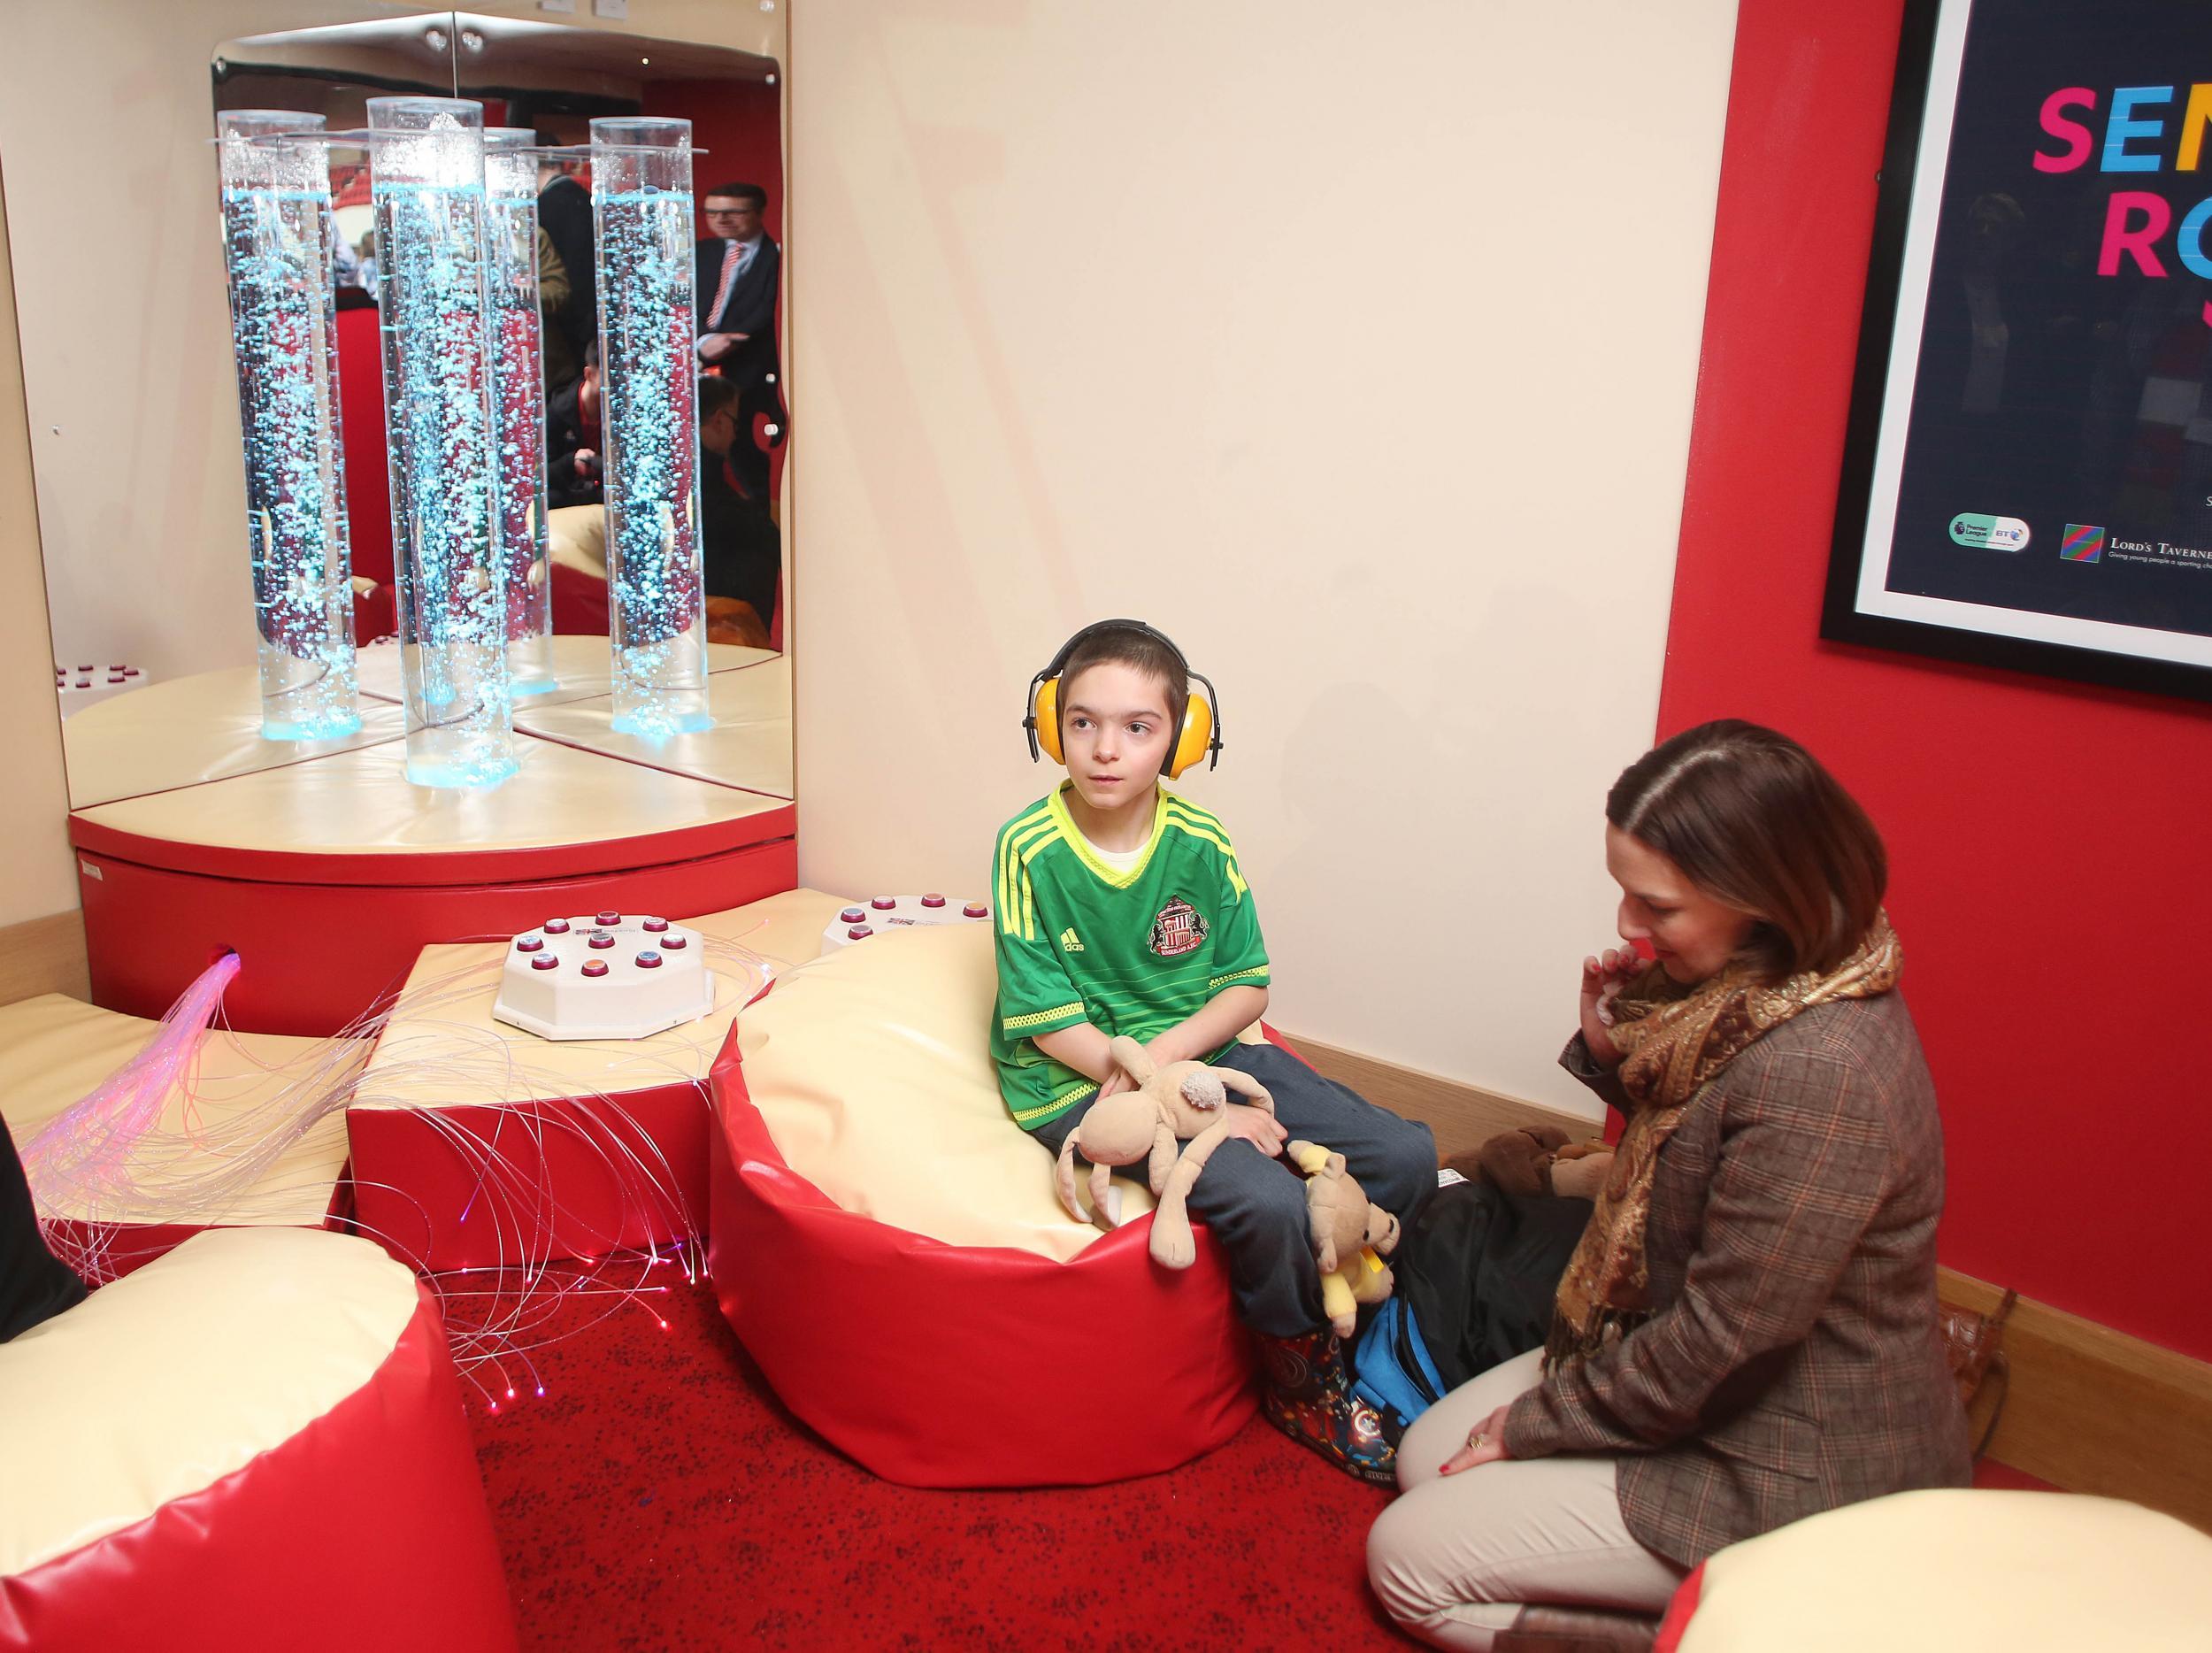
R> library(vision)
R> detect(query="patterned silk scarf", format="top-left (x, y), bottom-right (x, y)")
top-left (1544, 912), bottom-right (1904, 1365)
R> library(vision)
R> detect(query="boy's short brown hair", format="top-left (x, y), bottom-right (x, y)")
top-left (1607, 719), bottom-right (1887, 980)
top-left (1057, 623), bottom-right (1189, 744)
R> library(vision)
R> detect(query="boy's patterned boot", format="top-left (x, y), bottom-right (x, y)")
top-left (1255, 1328), bottom-right (1396, 1486)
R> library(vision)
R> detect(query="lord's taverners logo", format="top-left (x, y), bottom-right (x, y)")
top-left (2061, 523), bottom-right (2106, 563)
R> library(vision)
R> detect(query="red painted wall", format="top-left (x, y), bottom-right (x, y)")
top-left (1662, 0), bottom-right (2212, 1359)
top-left (639, 78), bottom-right (784, 245)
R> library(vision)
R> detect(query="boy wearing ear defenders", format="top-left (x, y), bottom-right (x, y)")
top-left (991, 619), bottom-right (1435, 1483)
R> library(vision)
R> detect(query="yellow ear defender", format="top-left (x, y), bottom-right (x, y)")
top-left (1024, 620), bottom-right (1222, 780)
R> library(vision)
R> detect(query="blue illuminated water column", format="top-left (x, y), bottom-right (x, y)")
top-left (368, 96), bottom-right (517, 788)
top-left (217, 111), bottom-right (362, 742)
top-left (484, 128), bottom-right (556, 697)
top-left (592, 117), bottom-right (712, 738)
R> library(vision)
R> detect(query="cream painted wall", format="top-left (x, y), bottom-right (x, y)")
top-left (788, 1), bottom-right (1740, 1115)
top-left (0, 0), bottom-right (783, 684)
top-left (0, 165), bottom-right (79, 930)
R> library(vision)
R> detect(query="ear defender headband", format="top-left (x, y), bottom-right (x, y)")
top-left (1023, 619), bottom-right (1222, 780)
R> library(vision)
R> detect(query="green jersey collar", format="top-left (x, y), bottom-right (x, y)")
top-left (1048, 781), bottom-right (1170, 888)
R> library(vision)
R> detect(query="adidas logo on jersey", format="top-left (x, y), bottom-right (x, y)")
top-left (1059, 927), bottom-right (1085, 953)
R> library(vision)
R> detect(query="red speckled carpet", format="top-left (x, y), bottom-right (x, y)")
top-left (462, 1273), bottom-right (2048, 1649)
top-left (465, 1273), bottom-right (1408, 1651)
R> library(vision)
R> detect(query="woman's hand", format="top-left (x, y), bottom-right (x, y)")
top-left (1438, 1403), bottom-right (1514, 1475)
top-left (1578, 948), bottom-right (1643, 1069)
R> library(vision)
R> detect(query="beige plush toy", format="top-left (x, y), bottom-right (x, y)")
top-left (1286, 1140), bottom-right (1402, 1338)
top-left (1056, 1034), bottom-right (1276, 1236)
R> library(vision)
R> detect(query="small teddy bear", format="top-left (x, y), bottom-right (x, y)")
top-left (1055, 1034), bottom-right (1276, 1234)
top-left (1286, 1140), bottom-right (1402, 1338)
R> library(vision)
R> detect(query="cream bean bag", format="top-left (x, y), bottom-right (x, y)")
top-left (708, 922), bottom-right (1257, 1487)
top-left (1655, 1488), bottom-right (2212, 1652)
top-left (0, 1227), bottom-right (516, 1653)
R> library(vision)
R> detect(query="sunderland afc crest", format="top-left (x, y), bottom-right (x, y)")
top-left (1149, 896), bottom-right (1207, 957)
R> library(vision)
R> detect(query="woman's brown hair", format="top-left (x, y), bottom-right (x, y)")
top-left (1607, 720), bottom-right (1887, 980)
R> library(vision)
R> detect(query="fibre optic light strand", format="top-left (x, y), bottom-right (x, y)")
top-left (27, 938), bottom-right (771, 1395)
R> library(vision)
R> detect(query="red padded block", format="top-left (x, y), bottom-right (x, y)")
top-left (706, 1026), bottom-right (1257, 1488)
top-left (0, 1285), bottom-right (518, 1653)
top-left (349, 1082), bottom-right (708, 1272)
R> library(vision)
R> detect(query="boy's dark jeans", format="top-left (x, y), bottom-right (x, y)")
top-left (1033, 1042), bottom-right (1436, 1337)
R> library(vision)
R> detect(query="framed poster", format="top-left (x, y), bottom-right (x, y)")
top-left (1824, 0), bottom-right (2212, 703)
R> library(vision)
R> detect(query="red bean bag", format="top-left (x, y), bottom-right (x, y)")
top-left (708, 922), bottom-right (1256, 1487)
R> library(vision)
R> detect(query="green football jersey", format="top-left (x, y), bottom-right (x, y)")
top-left (989, 782), bottom-right (1271, 1131)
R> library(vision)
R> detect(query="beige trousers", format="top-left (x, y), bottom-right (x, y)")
top-left (1365, 1349), bottom-right (1686, 1650)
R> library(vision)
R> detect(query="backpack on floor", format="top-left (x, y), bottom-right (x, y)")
top-left (1348, 1178), bottom-right (1594, 1442)
top-left (1348, 1295), bottom-right (1446, 1442)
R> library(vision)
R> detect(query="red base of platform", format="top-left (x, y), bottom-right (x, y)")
top-left (349, 1084), bottom-right (709, 1274)
top-left (73, 832), bottom-right (795, 1036)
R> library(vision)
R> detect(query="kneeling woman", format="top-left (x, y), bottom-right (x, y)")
top-left (1369, 721), bottom-right (1970, 1649)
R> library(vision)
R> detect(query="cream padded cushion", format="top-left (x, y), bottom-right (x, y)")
top-left (0, 1227), bottom-right (419, 1577)
top-left (735, 922), bottom-right (1158, 1260)
top-left (1674, 1488), bottom-right (2212, 1651)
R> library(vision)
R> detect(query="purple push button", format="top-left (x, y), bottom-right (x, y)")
top-left (847, 926), bottom-right (872, 941)
top-left (636, 950), bottom-right (663, 969)
top-left (662, 934), bottom-right (688, 950)
top-left (963, 903), bottom-right (990, 919)
top-left (840, 907), bottom-right (865, 924)
top-left (581, 959), bottom-right (609, 978)
top-left (595, 910), bottom-right (621, 926)
top-left (588, 934), bottom-right (616, 950)
top-left (870, 896), bottom-right (895, 911)
top-left (641, 917), bottom-right (668, 934)
top-left (516, 936), bottom-right (543, 953)
top-left (921, 894), bottom-right (946, 909)
top-left (530, 955), bottom-right (560, 972)
top-left (543, 919), bottom-right (571, 934)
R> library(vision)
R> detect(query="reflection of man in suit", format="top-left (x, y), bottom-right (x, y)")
top-left (695, 181), bottom-right (780, 501)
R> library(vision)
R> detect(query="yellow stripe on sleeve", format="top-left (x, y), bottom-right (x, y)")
top-left (1002, 1003), bottom-right (1085, 1034)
